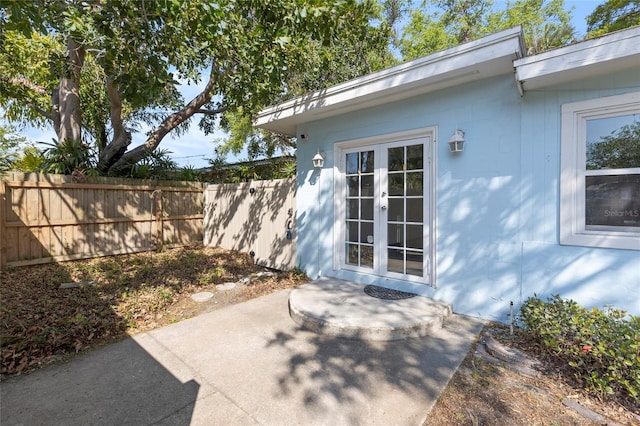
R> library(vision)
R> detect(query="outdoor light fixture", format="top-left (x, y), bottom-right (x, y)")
top-left (312, 150), bottom-right (325, 168)
top-left (448, 129), bottom-right (465, 152)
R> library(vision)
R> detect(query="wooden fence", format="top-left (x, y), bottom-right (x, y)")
top-left (0, 172), bottom-right (204, 269)
top-left (204, 178), bottom-right (296, 271)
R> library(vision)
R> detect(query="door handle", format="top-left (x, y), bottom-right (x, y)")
top-left (381, 205), bottom-right (387, 210)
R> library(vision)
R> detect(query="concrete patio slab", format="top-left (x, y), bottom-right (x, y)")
top-left (1, 286), bottom-right (485, 425)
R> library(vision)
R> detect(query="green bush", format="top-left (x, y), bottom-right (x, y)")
top-left (520, 295), bottom-right (640, 403)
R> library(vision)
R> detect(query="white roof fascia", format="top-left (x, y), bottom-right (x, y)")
top-left (255, 26), bottom-right (525, 136)
top-left (515, 26), bottom-right (640, 91)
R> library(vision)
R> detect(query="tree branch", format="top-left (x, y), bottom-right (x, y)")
top-left (109, 69), bottom-right (219, 172)
top-left (195, 106), bottom-right (227, 116)
top-left (96, 77), bottom-right (132, 172)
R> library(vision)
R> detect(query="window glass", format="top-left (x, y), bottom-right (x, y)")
top-left (560, 92), bottom-right (640, 250)
top-left (587, 114), bottom-right (640, 170)
top-left (586, 174), bottom-right (640, 228)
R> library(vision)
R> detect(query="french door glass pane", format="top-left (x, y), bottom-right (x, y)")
top-left (361, 222), bottom-right (374, 243)
top-left (347, 244), bottom-right (358, 265)
top-left (345, 149), bottom-right (375, 270)
top-left (388, 224), bottom-right (404, 247)
top-left (406, 251), bottom-right (423, 276)
top-left (389, 173), bottom-right (404, 196)
top-left (389, 198), bottom-right (404, 221)
top-left (361, 151), bottom-right (375, 173)
top-left (406, 198), bottom-right (423, 222)
top-left (344, 142), bottom-right (426, 277)
top-left (348, 200), bottom-right (359, 219)
top-left (346, 153), bottom-right (359, 174)
top-left (361, 198), bottom-right (374, 221)
top-left (388, 147), bottom-right (404, 171)
top-left (407, 145), bottom-right (423, 170)
top-left (406, 225), bottom-right (423, 249)
top-left (406, 172), bottom-right (423, 196)
top-left (347, 221), bottom-right (358, 242)
top-left (387, 249), bottom-right (404, 273)
top-left (361, 246), bottom-right (374, 268)
top-left (361, 175), bottom-right (374, 196)
top-left (347, 176), bottom-right (359, 196)
top-left (385, 143), bottom-right (425, 278)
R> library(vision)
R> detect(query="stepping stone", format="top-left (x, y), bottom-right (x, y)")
top-left (59, 281), bottom-right (97, 289)
top-left (191, 292), bottom-right (214, 302)
top-left (216, 282), bottom-right (236, 291)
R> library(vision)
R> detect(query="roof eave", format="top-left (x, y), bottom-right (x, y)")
top-left (255, 26), bottom-right (525, 136)
top-left (515, 26), bottom-right (640, 91)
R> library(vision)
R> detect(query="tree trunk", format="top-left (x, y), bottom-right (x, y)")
top-left (96, 77), bottom-right (132, 172)
top-left (108, 72), bottom-right (217, 173)
top-left (58, 38), bottom-right (85, 143)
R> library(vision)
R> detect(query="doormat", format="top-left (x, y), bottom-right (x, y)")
top-left (363, 285), bottom-right (417, 300)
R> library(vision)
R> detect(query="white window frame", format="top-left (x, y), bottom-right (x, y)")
top-left (560, 91), bottom-right (640, 250)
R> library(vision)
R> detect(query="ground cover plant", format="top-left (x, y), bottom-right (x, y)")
top-left (428, 322), bottom-right (640, 425)
top-left (428, 296), bottom-right (640, 425)
top-left (0, 245), bottom-right (307, 377)
top-left (520, 295), bottom-right (640, 405)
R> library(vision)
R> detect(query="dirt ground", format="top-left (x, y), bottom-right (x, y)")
top-left (1, 245), bottom-right (638, 424)
top-left (0, 245), bottom-right (306, 377)
top-left (427, 324), bottom-right (640, 425)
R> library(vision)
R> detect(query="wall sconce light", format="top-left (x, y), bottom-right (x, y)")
top-left (448, 130), bottom-right (465, 152)
top-left (312, 150), bottom-right (325, 168)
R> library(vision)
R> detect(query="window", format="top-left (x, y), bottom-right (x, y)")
top-left (560, 91), bottom-right (640, 250)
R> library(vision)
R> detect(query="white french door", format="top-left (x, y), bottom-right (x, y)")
top-left (336, 131), bottom-right (434, 285)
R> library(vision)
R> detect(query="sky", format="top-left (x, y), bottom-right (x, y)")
top-left (12, 0), bottom-right (603, 169)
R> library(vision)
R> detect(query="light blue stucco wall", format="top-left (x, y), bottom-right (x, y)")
top-left (294, 70), bottom-right (640, 322)
top-left (517, 67), bottom-right (640, 317)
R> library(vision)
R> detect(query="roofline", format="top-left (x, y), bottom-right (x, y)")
top-left (514, 25), bottom-right (640, 90)
top-left (255, 26), bottom-right (525, 136)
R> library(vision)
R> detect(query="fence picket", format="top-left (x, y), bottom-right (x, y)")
top-left (0, 173), bottom-right (204, 269)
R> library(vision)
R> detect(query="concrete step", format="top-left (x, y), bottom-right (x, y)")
top-left (289, 278), bottom-right (452, 341)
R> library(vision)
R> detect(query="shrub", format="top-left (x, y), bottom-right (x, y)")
top-left (520, 295), bottom-right (640, 403)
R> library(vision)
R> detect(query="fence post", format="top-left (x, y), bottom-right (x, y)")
top-left (0, 180), bottom-right (6, 271)
top-left (153, 189), bottom-right (164, 252)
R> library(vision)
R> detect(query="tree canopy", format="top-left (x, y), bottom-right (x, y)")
top-left (587, 120), bottom-right (640, 170)
top-left (400, 0), bottom-right (575, 60)
top-left (0, 0), bottom-right (390, 174)
top-left (587, 0), bottom-right (640, 36)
